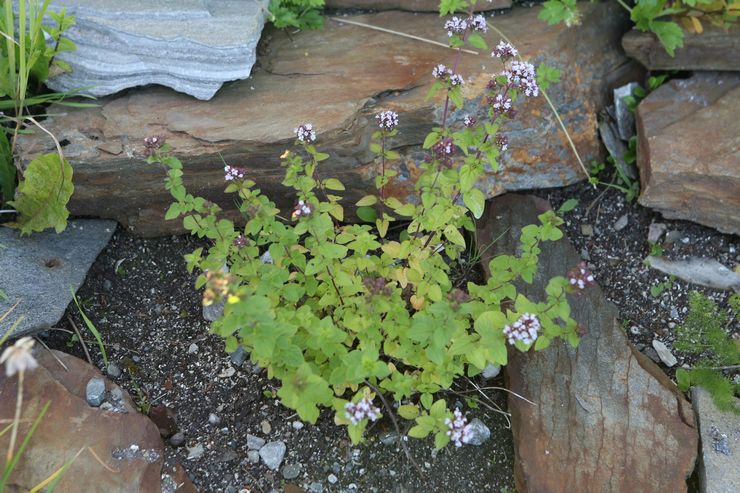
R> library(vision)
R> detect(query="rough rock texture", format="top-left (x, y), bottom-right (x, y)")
top-left (623, 25), bottom-right (740, 71)
top-left (477, 194), bottom-right (698, 493)
top-left (325, 0), bottom-right (511, 11)
top-left (40, 0), bottom-right (269, 100)
top-left (692, 387), bottom-right (740, 493)
top-left (0, 350), bottom-right (165, 493)
top-left (17, 4), bottom-right (631, 237)
top-left (0, 220), bottom-right (116, 339)
top-left (636, 72), bottom-right (740, 234)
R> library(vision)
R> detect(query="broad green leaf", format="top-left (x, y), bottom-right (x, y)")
top-left (356, 206), bottom-right (377, 223)
top-left (463, 188), bottom-right (485, 219)
top-left (324, 178), bottom-right (345, 191)
top-left (356, 195), bottom-right (377, 206)
top-left (8, 153), bottom-right (73, 235)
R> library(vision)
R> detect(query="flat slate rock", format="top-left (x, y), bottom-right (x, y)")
top-left (0, 350), bottom-right (165, 493)
top-left (623, 24), bottom-right (740, 71)
top-left (39, 0), bottom-right (269, 100)
top-left (636, 72), bottom-right (740, 235)
top-left (478, 194), bottom-right (698, 493)
top-left (691, 387), bottom-right (740, 493)
top-left (325, 0), bottom-right (511, 11)
top-left (0, 219), bottom-right (116, 339)
top-left (17, 4), bottom-right (630, 237)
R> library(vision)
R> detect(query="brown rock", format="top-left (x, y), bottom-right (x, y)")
top-left (636, 72), bottom-right (740, 234)
top-left (477, 194), bottom-right (698, 493)
top-left (325, 0), bottom-right (511, 11)
top-left (149, 404), bottom-right (178, 437)
top-left (17, 5), bottom-right (630, 237)
top-left (623, 24), bottom-right (740, 71)
top-left (0, 350), bottom-right (164, 493)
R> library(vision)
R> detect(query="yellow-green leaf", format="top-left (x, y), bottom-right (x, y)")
top-left (356, 195), bottom-right (377, 206)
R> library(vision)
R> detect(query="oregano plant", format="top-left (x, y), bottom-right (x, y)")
top-left (150, 1), bottom-right (592, 448)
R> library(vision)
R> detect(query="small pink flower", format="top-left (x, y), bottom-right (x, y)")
top-left (444, 17), bottom-right (468, 37)
top-left (503, 313), bottom-right (540, 346)
top-left (491, 41), bottom-right (518, 60)
top-left (224, 164), bottom-right (246, 181)
top-left (291, 199), bottom-right (313, 220)
top-left (445, 408), bottom-right (473, 447)
top-left (567, 262), bottom-right (595, 293)
top-left (294, 123), bottom-right (316, 143)
top-left (376, 110), bottom-right (399, 130)
top-left (344, 396), bottom-right (381, 425)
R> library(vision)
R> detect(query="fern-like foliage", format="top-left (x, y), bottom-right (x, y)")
top-left (675, 292), bottom-right (739, 414)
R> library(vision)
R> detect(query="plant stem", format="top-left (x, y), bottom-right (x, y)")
top-left (365, 380), bottom-right (424, 478)
top-left (6, 370), bottom-right (25, 467)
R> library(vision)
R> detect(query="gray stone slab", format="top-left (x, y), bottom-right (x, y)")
top-left (692, 387), bottom-right (740, 493)
top-left (0, 219), bottom-right (116, 339)
top-left (35, 0), bottom-right (269, 100)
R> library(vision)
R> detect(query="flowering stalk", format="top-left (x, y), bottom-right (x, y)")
top-left (1, 337), bottom-right (38, 467)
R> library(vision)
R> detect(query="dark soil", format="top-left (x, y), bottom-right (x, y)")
top-left (40, 174), bottom-right (738, 493)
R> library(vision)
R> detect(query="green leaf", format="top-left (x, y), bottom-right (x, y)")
top-left (408, 424), bottom-right (431, 438)
top-left (467, 33), bottom-right (488, 50)
top-left (650, 20), bottom-right (684, 57)
top-left (434, 431), bottom-right (451, 449)
top-left (356, 195), bottom-right (377, 206)
top-left (439, 0), bottom-right (468, 16)
top-left (398, 404), bottom-right (420, 420)
top-left (675, 368), bottom-right (691, 392)
top-left (324, 178), bottom-right (345, 191)
top-left (318, 243), bottom-right (348, 259)
top-left (8, 153), bottom-right (74, 235)
top-left (557, 198), bottom-right (578, 214)
top-left (463, 188), bottom-right (485, 219)
top-left (0, 130), bottom-right (15, 204)
top-left (444, 225), bottom-right (466, 247)
top-left (356, 206), bottom-right (378, 223)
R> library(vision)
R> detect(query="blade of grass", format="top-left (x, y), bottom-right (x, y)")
top-left (70, 289), bottom-right (108, 366)
top-left (0, 401), bottom-right (50, 490)
top-left (29, 447), bottom-right (82, 493)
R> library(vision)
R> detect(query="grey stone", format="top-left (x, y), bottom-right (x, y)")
top-left (307, 482), bottom-right (324, 493)
top-left (645, 256), bottom-right (740, 292)
top-left (33, 0), bottom-right (270, 100)
top-left (187, 343), bottom-right (199, 354)
top-left (202, 300), bottom-right (224, 322)
top-left (106, 362), bottom-right (121, 378)
top-left (692, 387), bottom-right (740, 493)
top-left (282, 463), bottom-right (301, 480)
top-left (651, 339), bottom-right (677, 367)
top-left (481, 363), bottom-right (501, 379)
top-left (614, 82), bottom-right (639, 140)
top-left (246, 434), bottom-right (265, 450)
top-left (109, 387), bottom-right (123, 402)
top-left (229, 346), bottom-right (248, 367)
top-left (208, 413), bottom-right (220, 425)
top-left (465, 418), bottom-right (491, 446)
top-left (258, 441), bottom-right (286, 471)
top-left (169, 432), bottom-right (185, 447)
top-left (614, 214), bottom-right (629, 231)
top-left (247, 450), bottom-right (260, 464)
top-left (648, 222), bottom-right (667, 244)
top-left (379, 431), bottom-right (399, 445)
top-left (85, 377), bottom-right (106, 407)
top-left (0, 219), bottom-right (116, 340)
top-left (328, 474), bottom-right (338, 484)
top-left (598, 117), bottom-right (637, 181)
top-left (581, 224), bottom-right (594, 237)
top-left (291, 420), bottom-right (304, 430)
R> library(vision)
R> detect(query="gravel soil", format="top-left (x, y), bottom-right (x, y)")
top-left (40, 177), bottom-right (738, 493)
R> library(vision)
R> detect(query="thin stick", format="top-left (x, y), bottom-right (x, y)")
top-left (330, 17), bottom-right (479, 55)
top-left (6, 370), bottom-right (24, 465)
top-left (486, 21), bottom-right (592, 184)
top-left (460, 380), bottom-right (536, 406)
top-left (365, 380), bottom-right (424, 478)
top-left (0, 210), bottom-right (17, 214)
top-left (67, 314), bottom-right (93, 366)
top-left (34, 336), bottom-right (68, 371)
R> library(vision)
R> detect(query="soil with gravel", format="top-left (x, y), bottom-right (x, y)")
top-left (40, 174), bottom-right (738, 493)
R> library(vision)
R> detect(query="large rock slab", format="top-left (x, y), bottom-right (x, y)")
top-left (325, 0), bottom-right (511, 11)
top-left (0, 220), bottom-right (116, 339)
top-left (39, 0), bottom-right (269, 100)
top-left (478, 194), bottom-right (698, 493)
top-left (636, 72), bottom-right (740, 235)
top-left (691, 387), bottom-right (740, 493)
top-left (17, 4), bottom-right (631, 237)
top-left (0, 349), bottom-right (164, 492)
top-left (623, 25), bottom-right (740, 71)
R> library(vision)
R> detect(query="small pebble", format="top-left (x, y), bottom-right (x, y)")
top-left (613, 214), bottom-right (628, 231)
top-left (327, 474), bottom-right (338, 485)
top-left (629, 326), bottom-right (640, 335)
top-left (260, 420), bottom-right (272, 434)
top-left (282, 463), bottom-right (301, 480)
top-left (247, 450), bottom-right (260, 464)
top-left (247, 434), bottom-right (265, 450)
top-left (465, 418), bottom-right (491, 446)
top-left (85, 377), bottom-right (106, 407)
top-left (106, 362), bottom-right (122, 378)
top-left (292, 421), bottom-right (304, 430)
top-left (187, 443), bottom-right (204, 460)
top-left (208, 413), bottom-right (221, 426)
top-left (229, 347), bottom-right (248, 367)
top-left (169, 432), bottom-right (186, 447)
top-left (187, 343), bottom-right (199, 354)
top-left (581, 224), bottom-right (594, 237)
top-left (110, 387), bottom-right (123, 402)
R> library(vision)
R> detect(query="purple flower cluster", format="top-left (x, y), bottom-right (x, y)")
top-left (432, 64), bottom-right (464, 86)
top-left (224, 164), bottom-right (246, 181)
top-left (470, 14), bottom-right (488, 33)
top-left (491, 94), bottom-right (512, 115)
top-left (294, 123), bottom-right (316, 143)
top-left (376, 110), bottom-right (399, 130)
top-left (291, 199), bottom-right (313, 220)
top-left (504, 60), bottom-right (539, 97)
top-left (503, 313), bottom-right (540, 346)
top-left (445, 408), bottom-right (473, 447)
top-left (143, 135), bottom-right (165, 156)
top-left (444, 16), bottom-right (468, 37)
top-left (495, 134), bottom-right (508, 152)
top-left (491, 41), bottom-right (518, 60)
top-left (567, 262), bottom-right (595, 292)
top-left (463, 115), bottom-right (477, 127)
top-left (344, 396), bottom-right (381, 425)
top-left (233, 234), bottom-right (247, 247)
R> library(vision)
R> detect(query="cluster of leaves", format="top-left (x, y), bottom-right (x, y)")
top-left (152, 5), bottom-right (584, 447)
top-left (539, 0), bottom-right (738, 56)
top-left (1, 1), bottom-right (90, 235)
top-left (675, 292), bottom-right (739, 414)
top-left (268, 0), bottom-right (325, 30)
